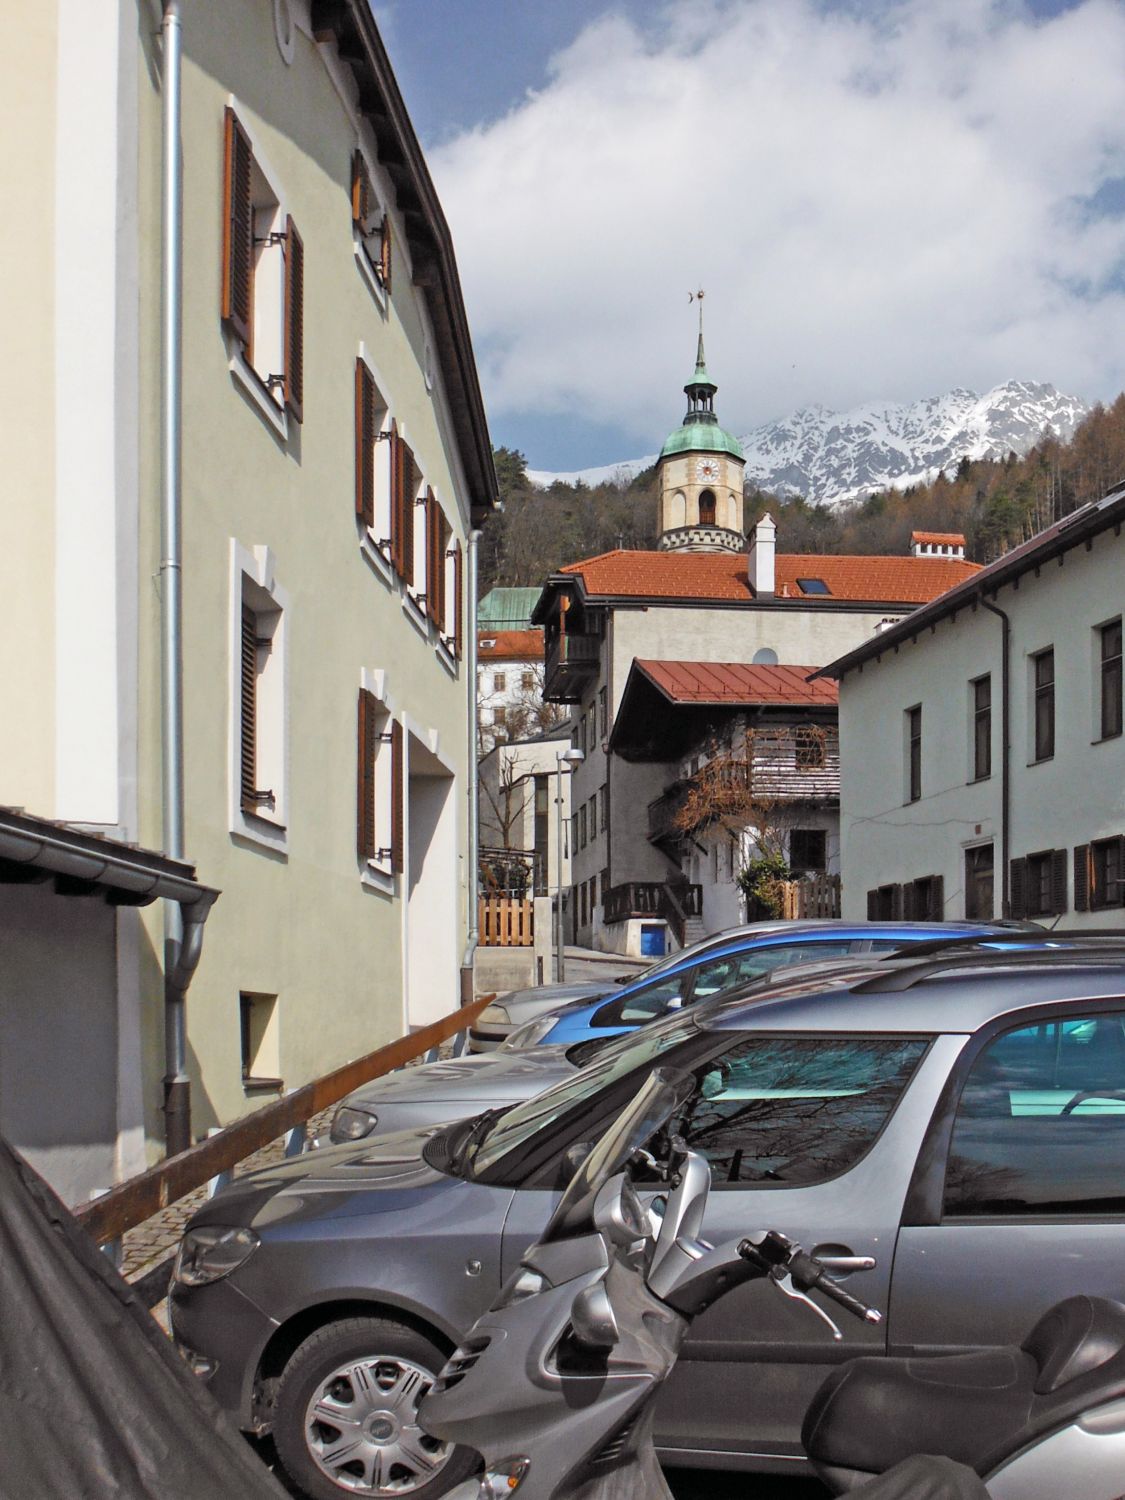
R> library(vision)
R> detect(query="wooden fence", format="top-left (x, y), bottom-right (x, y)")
top-left (77, 991), bottom-right (494, 1249)
top-left (780, 873), bottom-right (842, 920)
top-left (478, 896), bottom-right (534, 947)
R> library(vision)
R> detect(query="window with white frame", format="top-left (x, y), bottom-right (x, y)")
top-left (230, 543), bottom-right (288, 850)
top-left (357, 680), bottom-right (402, 880)
top-left (221, 106), bottom-right (303, 422)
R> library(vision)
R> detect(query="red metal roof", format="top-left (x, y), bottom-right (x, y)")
top-left (477, 628), bottom-right (545, 660)
top-left (634, 660), bottom-right (838, 707)
top-left (558, 549), bottom-right (978, 604)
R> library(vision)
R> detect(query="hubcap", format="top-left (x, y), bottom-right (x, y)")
top-left (304, 1354), bottom-right (451, 1495)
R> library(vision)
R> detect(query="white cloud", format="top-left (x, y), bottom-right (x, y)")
top-left (429, 0), bottom-right (1125, 451)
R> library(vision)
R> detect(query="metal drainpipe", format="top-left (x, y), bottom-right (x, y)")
top-left (460, 528), bottom-right (482, 1004)
top-left (980, 595), bottom-right (1011, 919)
top-left (160, 0), bottom-right (190, 1155)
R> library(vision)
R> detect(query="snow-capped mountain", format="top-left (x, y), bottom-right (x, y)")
top-left (527, 381), bottom-right (1089, 504)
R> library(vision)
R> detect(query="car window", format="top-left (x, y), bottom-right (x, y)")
top-left (680, 1035), bottom-right (930, 1187)
top-left (943, 1012), bottom-right (1125, 1216)
top-left (470, 1013), bottom-right (703, 1181)
top-left (591, 941), bottom-right (857, 1029)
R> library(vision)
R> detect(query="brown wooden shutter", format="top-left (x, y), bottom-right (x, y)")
top-left (424, 491), bottom-right (440, 625)
top-left (866, 889), bottom-right (878, 920)
top-left (240, 603), bottom-right (258, 812)
top-left (453, 540), bottom-right (464, 658)
top-left (929, 874), bottom-right (944, 920)
top-left (1008, 857), bottom-right (1027, 920)
top-left (900, 881), bottom-right (916, 921)
top-left (1073, 844), bottom-right (1092, 912)
top-left (891, 883), bottom-right (904, 920)
top-left (378, 214), bottom-right (392, 293)
top-left (355, 360), bottom-right (375, 527)
top-left (1049, 848), bottom-right (1068, 916)
top-left (390, 719), bottom-right (404, 874)
top-left (400, 444), bottom-right (415, 587)
top-left (351, 148), bottom-right (372, 228)
top-left (357, 689), bottom-right (377, 860)
top-left (389, 431), bottom-right (405, 574)
top-left (221, 107), bottom-right (254, 349)
top-left (283, 216), bottom-right (304, 422)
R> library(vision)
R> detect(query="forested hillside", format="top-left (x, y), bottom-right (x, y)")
top-left (483, 394), bottom-right (1125, 590)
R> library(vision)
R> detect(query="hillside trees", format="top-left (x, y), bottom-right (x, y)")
top-left (483, 394), bottom-right (1125, 586)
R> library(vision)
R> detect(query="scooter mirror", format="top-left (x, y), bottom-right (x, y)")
top-left (570, 1278), bottom-right (620, 1349)
top-left (593, 1173), bottom-right (649, 1249)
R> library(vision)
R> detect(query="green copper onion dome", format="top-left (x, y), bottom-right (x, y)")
top-left (658, 328), bottom-right (745, 462)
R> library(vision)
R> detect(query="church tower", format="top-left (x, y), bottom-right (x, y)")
top-left (657, 304), bottom-right (745, 553)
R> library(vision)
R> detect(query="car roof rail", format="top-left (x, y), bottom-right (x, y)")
top-left (853, 940), bottom-right (1125, 994)
top-left (871, 930), bottom-right (1125, 965)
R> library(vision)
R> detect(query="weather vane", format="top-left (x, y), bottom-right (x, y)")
top-left (689, 287), bottom-right (705, 339)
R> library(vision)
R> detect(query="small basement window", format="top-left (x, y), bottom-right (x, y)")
top-left (240, 991), bottom-right (282, 1091)
top-left (797, 578), bottom-right (831, 595)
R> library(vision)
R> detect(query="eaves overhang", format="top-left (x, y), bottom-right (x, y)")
top-left (310, 1), bottom-right (498, 525)
top-left (0, 807), bottom-right (219, 911)
top-left (813, 485), bottom-right (1125, 684)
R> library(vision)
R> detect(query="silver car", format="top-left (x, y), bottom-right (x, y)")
top-left (467, 981), bottom-right (604, 1052)
top-left (172, 942), bottom-right (1125, 1499)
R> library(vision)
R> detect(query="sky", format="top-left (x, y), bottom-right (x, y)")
top-left (375, 0), bottom-right (1125, 472)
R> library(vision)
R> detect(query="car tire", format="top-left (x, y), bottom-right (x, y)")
top-left (273, 1317), bottom-right (477, 1500)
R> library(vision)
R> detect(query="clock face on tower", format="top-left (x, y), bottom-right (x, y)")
top-left (695, 458), bottom-right (721, 483)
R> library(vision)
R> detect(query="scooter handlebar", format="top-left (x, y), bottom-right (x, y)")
top-left (737, 1236), bottom-right (883, 1327)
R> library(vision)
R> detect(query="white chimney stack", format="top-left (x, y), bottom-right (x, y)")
top-left (748, 513), bottom-right (776, 597)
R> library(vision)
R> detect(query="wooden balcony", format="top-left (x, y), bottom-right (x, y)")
top-left (543, 631), bottom-right (600, 703)
top-left (603, 880), bottom-right (702, 938)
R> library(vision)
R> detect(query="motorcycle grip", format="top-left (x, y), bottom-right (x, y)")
top-left (788, 1251), bottom-right (883, 1325)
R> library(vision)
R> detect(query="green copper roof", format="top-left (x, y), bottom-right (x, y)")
top-left (687, 331), bottom-right (716, 392)
top-left (660, 420), bottom-right (744, 461)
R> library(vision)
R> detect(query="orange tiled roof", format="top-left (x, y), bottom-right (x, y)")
top-left (636, 660), bottom-right (838, 707)
top-left (911, 530), bottom-right (966, 546)
top-left (558, 549), bottom-right (979, 604)
top-left (477, 627), bottom-right (545, 660)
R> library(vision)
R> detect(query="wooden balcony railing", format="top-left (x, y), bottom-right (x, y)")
top-left (602, 880), bottom-right (702, 929)
top-left (543, 631), bottom-right (600, 703)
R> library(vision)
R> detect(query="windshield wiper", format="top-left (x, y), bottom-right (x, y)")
top-left (450, 1106), bottom-right (505, 1177)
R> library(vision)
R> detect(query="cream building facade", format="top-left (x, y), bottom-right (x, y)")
top-left (820, 489), bottom-right (1125, 928)
top-left (0, 0), bottom-right (494, 1190)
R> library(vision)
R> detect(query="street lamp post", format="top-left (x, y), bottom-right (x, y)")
top-left (555, 746), bottom-right (585, 981)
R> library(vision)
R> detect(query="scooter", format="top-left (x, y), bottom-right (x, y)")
top-left (420, 1068), bottom-right (989, 1500)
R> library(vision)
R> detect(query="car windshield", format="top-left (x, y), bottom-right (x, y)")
top-left (469, 1013), bottom-right (702, 1179)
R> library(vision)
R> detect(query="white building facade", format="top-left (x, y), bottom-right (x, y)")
top-left (821, 489), bottom-right (1125, 926)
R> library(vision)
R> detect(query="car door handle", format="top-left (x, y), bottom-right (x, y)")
top-left (811, 1252), bottom-right (876, 1275)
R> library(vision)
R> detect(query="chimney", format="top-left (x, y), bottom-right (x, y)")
top-left (911, 530), bottom-right (965, 560)
top-left (748, 513), bottom-right (776, 597)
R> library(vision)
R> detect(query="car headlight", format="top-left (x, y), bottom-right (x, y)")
top-left (500, 1016), bottom-right (558, 1051)
top-left (331, 1105), bottom-right (379, 1142)
top-left (490, 1266), bottom-right (549, 1311)
top-left (174, 1226), bottom-right (259, 1287)
top-left (477, 1004), bottom-right (510, 1025)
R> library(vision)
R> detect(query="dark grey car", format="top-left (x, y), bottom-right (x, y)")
top-left (171, 944), bottom-right (1125, 1500)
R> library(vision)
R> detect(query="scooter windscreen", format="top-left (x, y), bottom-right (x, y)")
top-left (538, 1066), bottom-right (693, 1245)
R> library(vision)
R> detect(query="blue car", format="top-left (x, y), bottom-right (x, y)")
top-left (500, 919), bottom-right (1032, 1049)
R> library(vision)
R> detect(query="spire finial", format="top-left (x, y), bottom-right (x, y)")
top-left (689, 287), bottom-right (706, 370)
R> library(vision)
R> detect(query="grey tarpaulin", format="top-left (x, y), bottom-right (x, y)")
top-left (0, 1138), bottom-right (288, 1499)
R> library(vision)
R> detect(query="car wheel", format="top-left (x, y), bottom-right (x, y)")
top-left (273, 1317), bottom-right (477, 1500)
